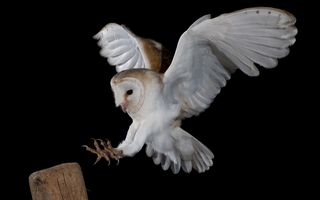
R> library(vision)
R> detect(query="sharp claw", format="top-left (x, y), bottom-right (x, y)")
top-left (82, 145), bottom-right (89, 149)
top-left (93, 156), bottom-right (102, 165)
top-left (82, 145), bottom-right (99, 155)
top-left (93, 139), bottom-right (99, 146)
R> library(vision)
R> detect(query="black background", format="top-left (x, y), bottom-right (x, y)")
top-left (4, 0), bottom-right (314, 199)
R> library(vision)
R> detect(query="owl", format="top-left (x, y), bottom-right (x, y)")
top-left (83, 7), bottom-right (297, 173)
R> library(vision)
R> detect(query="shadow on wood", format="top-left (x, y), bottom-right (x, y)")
top-left (29, 162), bottom-right (88, 200)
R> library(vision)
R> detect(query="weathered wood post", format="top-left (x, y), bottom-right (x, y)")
top-left (29, 162), bottom-right (88, 200)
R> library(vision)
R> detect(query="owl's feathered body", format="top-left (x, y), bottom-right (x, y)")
top-left (91, 7), bottom-right (297, 173)
top-left (111, 69), bottom-right (213, 173)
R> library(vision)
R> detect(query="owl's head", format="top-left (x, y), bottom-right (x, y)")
top-left (110, 69), bottom-right (162, 117)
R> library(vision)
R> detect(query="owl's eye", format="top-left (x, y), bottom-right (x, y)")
top-left (126, 89), bottom-right (133, 95)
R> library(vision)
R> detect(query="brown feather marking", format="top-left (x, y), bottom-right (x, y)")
top-left (160, 48), bottom-right (172, 73)
top-left (111, 69), bottom-right (162, 85)
top-left (140, 38), bottom-right (172, 73)
top-left (141, 38), bottom-right (162, 72)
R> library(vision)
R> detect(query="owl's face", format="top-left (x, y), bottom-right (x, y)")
top-left (110, 76), bottom-right (145, 115)
top-left (110, 69), bottom-right (163, 117)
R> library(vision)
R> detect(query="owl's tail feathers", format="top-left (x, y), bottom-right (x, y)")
top-left (145, 128), bottom-right (214, 174)
top-left (191, 136), bottom-right (214, 173)
top-left (174, 128), bottom-right (214, 173)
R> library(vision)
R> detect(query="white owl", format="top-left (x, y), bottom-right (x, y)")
top-left (83, 7), bottom-right (297, 173)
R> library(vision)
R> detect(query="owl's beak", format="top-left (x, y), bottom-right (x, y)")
top-left (120, 103), bottom-right (127, 113)
top-left (117, 101), bottom-right (128, 113)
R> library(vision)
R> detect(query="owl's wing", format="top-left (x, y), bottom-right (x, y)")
top-left (94, 23), bottom-right (167, 72)
top-left (163, 7), bottom-right (297, 119)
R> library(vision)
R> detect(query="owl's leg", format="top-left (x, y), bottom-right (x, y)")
top-left (82, 138), bottom-right (123, 165)
top-left (117, 126), bottom-right (149, 157)
top-left (117, 122), bottom-right (139, 148)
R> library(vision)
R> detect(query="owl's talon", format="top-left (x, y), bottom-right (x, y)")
top-left (83, 138), bottom-right (122, 165)
top-left (93, 156), bottom-right (102, 165)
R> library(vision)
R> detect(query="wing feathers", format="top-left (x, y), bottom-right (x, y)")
top-left (215, 39), bottom-right (259, 76)
top-left (164, 7), bottom-right (297, 118)
top-left (161, 156), bottom-right (171, 171)
top-left (100, 45), bottom-right (131, 58)
top-left (132, 54), bottom-right (143, 69)
top-left (152, 152), bottom-right (162, 165)
top-left (95, 23), bottom-right (147, 72)
top-left (181, 160), bottom-right (192, 173)
top-left (236, 39), bottom-right (290, 58)
top-left (95, 23), bottom-right (168, 73)
top-left (216, 7), bottom-right (296, 27)
top-left (188, 14), bottom-right (211, 29)
top-left (107, 48), bottom-right (135, 65)
top-left (146, 144), bottom-right (154, 157)
top-left (225, 25), bottom-right (297, 39)
top-left (170, 156), bottom-right (181, 174)
top-left (224, 34), bottom-right (295, 49)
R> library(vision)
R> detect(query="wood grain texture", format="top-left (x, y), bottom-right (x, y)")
top-left (29, 162), bottom-right (88, 200)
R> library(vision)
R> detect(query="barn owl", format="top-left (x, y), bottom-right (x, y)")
top-left (83, 7), bottom-right (297, 173)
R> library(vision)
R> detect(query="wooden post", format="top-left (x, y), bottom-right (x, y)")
top-left (29, 162), bottom-right (88, 200)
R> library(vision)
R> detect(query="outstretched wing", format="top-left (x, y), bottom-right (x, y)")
top-left (163, 7), bottom-right (297, 119)
top-left (94, 23), bottom-right (168, 72)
